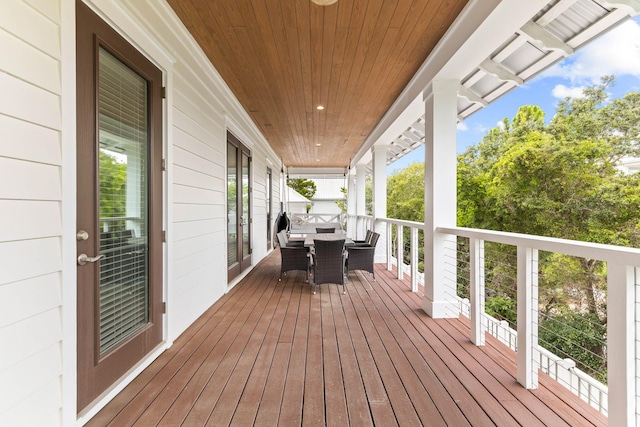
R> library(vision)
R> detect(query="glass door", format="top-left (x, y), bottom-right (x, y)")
top-left (266, 167), bottom-right (272, 249)
top-left (76, 0), bottom-right (163, 411)
top-left (227, 132), bottom-right (251, 281)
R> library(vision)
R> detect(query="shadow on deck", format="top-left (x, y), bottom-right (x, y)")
top-left (87, 250), bottom-right (607, 426)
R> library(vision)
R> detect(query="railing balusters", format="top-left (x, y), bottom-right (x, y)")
top-left (411, 227), bottom-right (418, 292)
top-left (386, 223), bottom-right (393, 271)
top-left (397, 225), bottom-right (404, 280)
top-left (517, 246), bottom-right (538, 389)
top-left (470, 238), bottom-right (485, 346)
top-left (607, 263), bottom-right (636, 427)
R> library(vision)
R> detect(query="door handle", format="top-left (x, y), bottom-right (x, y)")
top-left (78, 253), bottom-right (106, 266)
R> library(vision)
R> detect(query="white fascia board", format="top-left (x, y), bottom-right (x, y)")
top-left (351, 0), bottom-right (551, 168)
top-left (437, 0), bottom-right (552, 79)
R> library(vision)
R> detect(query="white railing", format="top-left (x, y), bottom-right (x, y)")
top-left (458, 297), bottom-right (609, 414)
top-left (354, 215), bottom-right (640, 423)
top-left (345, 214), bottom-right (373, 242)
top-left (290, 212), bottom-right (344, 225)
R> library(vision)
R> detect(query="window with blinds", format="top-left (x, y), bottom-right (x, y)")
top-left (97, 47), bottom-right (150, 355)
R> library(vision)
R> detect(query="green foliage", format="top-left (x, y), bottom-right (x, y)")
top-left (485, 296), bottom-right (516, 327)
top-left (539, 311), bottom-right (607, 382)
top-left (335, 187), bottom-right (347, 212)
top-left (365, 176), bottom-right (373, 215)
top-left (99, 150), bottom-right (127, 220)
top-left (287, 178), bottom-right (317, 212)
top-left (450, 77), bottom-right (640, 382)
top-left (287, 178), bottom-right (317, 200)
top-left (387, 162), bottom-right (424, 222)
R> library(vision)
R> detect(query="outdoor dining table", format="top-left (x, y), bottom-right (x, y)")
top-left (303, 232), bottom-right (355, 248)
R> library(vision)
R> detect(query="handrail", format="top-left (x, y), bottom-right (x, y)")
top-left (438, 226), bottom-right (640, 265)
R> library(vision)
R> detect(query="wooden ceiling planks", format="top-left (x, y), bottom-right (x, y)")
top-left (166, 0), bottom-right (469, 168)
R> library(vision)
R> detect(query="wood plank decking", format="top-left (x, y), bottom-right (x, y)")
top-left (87, 250), bottom-right (607, 426)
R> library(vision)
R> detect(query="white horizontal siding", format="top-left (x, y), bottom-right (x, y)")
top-left (0, 72), bottom-right (60, 130)
top-left (0, 158), bottom-right (61, 200)
top-left (0, 200), bottom-right (61, 242)
top-left (171, 218), bottom-right (225, 247)
top-left (0, 115), bottom-right (60, 165)
top-left (173, 203), bottom-right (223, 223)
top-left (172, 233), bottom-right (219, 261)
top-left (0, 273), bottom-right (61, 329)
top-left (0, 347), bottom-right (62, 427)
top-left (0, 0), bottom-right (60, 59)
top-left (1, 379), bottom-right (62, 427)
top-left (0, 29), bottom-right (61, 93)
top-left (0, 0), bottom-right (62, 425)
top-left (167, 71), bottom-right (229, 332)
top-left (173, 164), bottom-right (223, 190)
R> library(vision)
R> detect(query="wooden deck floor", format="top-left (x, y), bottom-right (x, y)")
top-left (87, 250), bottom-right (607, 426)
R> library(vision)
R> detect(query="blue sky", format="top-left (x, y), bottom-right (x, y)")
top-left (388, 16), bottom-right (640, 174)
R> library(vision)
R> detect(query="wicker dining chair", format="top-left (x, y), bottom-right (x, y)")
top-left (315, 227), bottom-right (336, 234)
top-left (353, 229), bottom-right (373, 246)
top-left (276, 230), bottom-right (304, 248)
top-left (346, 231), bottom-right (380, 281)
top-left (278, 231), bottom-right (310, 282)
top-left (310, 238), bottom-right (347, 294)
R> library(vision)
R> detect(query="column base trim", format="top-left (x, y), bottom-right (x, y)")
top-left (422, 298), bottom-right (459, 318)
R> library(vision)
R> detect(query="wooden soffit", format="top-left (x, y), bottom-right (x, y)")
top-left (167, 0), bottom-right (468, 168)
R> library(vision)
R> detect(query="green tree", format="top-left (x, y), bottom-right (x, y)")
top-left (335, 187), bottom-right (347, 212)
top-left (387, 163), bottom-right (425, 270)
top-left (365, 176), bottom-right (373, 215)
top-left (455, 78), bottom-right (640, 381)
top-left (99, 150), bottom-right (127, 220)
top-left (387, 162), bottom-right (424, 222)
top-left (287, 178), bottom-right (317, 212)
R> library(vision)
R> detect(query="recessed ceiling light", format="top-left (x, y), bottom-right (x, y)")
top-left (316, 105), bottom-right (325, 110)
top-left (315, 143), bottom-right (322, 147)
top-left (311, 0), bottom-right (338, 5)
top-left (316, 158), bottom-right (320, 162)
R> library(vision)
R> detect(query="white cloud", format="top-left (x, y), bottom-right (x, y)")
top-left (496, 121), bottom-right (505, 130)
top-left (457, 121), bottom-right (468, 131)
top-left (474, 124), bottom-right (488, 134)
top-left (542, 19), bottom-right (640, 83)
top-left (551, 84), bottom-right (586, 99)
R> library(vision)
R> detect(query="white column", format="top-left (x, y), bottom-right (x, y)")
top-left (346, 170), bottom-right (356, 236)
top-left (372, 145), bottom-right (387, 264)
top-left (356, 164), bottom-right (367, 239)
top-left (423, 79), bottom-right (459, 318)
top-left (607, 264), bottom-right (636, 427)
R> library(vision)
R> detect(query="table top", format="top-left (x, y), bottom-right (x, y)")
top-left (288, 222), bottom-right (344, 235)
top-left (303, 233), bottom-right (354, 248)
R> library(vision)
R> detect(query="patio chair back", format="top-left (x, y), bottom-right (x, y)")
top-left (315, 227), bottom-right (336, 234)
top-left (279, 240), bottom-right (309, 282)
top-left (311, 238), bottom-right (346, 294)
top-left (346, 231), bottom-right (380, 281)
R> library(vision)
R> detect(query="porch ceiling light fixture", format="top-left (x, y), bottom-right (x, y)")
top-left (311, 0), bottom-right (338, 5)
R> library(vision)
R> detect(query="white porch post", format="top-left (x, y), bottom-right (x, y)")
top-left (423, 79), bottom-right (459, 318)
top-left (607, 264), bottom-right (636, 427)
top-left (347, 170), bottom-right (356, 236)
top-left (372, 145), bottom-right (387, 264)
top-left (356, 164), bottom-right (367, 239)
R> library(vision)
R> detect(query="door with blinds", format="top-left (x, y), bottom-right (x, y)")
top-left (76, 1), bottom-right (163, 410)
top-left (227, 132), bottom-right (252, 282)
